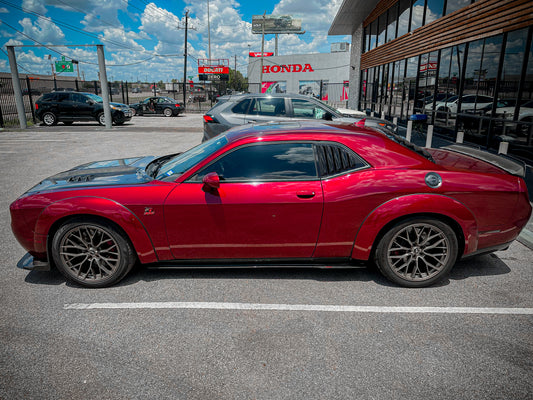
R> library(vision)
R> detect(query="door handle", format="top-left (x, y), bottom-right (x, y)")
top-left (297, 191), bottom-right (315, 199)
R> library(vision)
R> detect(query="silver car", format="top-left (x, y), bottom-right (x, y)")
top-left (202, 93), bottom-right (396, 141)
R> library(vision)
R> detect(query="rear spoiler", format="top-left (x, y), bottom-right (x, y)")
top-left (442, 144), bottom-right (526, 178)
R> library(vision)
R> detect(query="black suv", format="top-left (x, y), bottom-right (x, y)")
top-left (35, 92), bottom-right (132, 126)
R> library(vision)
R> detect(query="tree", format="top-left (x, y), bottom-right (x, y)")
top-left (228, 68), bottom-right (247, 92)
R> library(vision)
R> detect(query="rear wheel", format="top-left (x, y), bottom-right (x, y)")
top-left (163, 108), bottom-right (173, 117)
top-left (51, 219), bottom-right (136, 288)
top-left (42, 112), bottom-right (57, 126)
top-left (374, 218), bottom-right (458, 287)
top-left (97, 112), bottom-right (108, 126)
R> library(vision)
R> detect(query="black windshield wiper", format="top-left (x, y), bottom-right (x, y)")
top-left (146, 153), bottom-right (181, 178)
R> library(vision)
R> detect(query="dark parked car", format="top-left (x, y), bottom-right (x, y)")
top-left (129, 96), bottom-right (184, 117)
top-left (202, 93), bottom-right (396, 141)
top-left (35, 92), bottom-right (132, 126)
top-left (22, 88), bottom-right (41, 96)
top-left (10, 121), bottom-right (531, 288)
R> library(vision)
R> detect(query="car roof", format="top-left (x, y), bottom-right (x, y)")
top-left (217, 92), bottom-right (327, 102)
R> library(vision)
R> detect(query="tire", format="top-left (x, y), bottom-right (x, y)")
top-left (51, 218), bottom-right (136, 288)
top-left (97, 112), bottom-right (106, 126)
top-left (131, 108), bottom-right (136, 116)
top-left (42, 112), bottom-right (58, 126)
top-left (63, 121), bottom-right (73, 125)
top-left (374, 218), bottom-right (458, 288)
top-left (163, 108), bottom-right (173, 117)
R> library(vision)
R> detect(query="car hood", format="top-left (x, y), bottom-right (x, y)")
top-left (26, 156), bottom-right (156, 194)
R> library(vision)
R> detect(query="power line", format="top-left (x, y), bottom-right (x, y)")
top-left (0, 47), bottom-right (34, 73)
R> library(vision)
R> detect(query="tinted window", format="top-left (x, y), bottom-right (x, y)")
top-left (191, 143), bottom-right (317, 182)
top-left (316, 144), bottom-right (368, 177)
top-left (291, 99), bottom-right (329, 119)
top-left (232, 98), bottom-right (252, 114)
top-left (249, 98), bottom-right (286, 116)
top-left (71, 93), bottom-right (87, 103)
top-left (55, 93), bottom-right (70, 102)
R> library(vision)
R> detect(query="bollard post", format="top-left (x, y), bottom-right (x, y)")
top-left (456, 131), bottom-right (464, 143)
top-left (406, 120), bottom-right (413, 142)
top-left (381, 111), bottom-right (385, 119)
top-left (498, 141), bottom-right (509, 155)
top-left (425, 125), bottom-right (434, 148)
top-left (393, 117), bottom-right (398, 126)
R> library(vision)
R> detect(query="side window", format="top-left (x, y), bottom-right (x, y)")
top-left (231, 98), bottom-right (251, 114)
top-left (55, 93), bottom-right (70, 102)
top-left (291, 99), bottom-right (327, 119)
top-left (316, 143), bottom-right (368, 177)
top-left (42, 93), bottom-right (56, 102)
top-left (249, 98), bottom-right (286, 116)
top-left (190, 143), bottom-right (317, 182)
top-left (71, 93), bottom-right (86, 103)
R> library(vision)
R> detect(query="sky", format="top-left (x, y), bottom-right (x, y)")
top-left (0, 0), bottom-right (349, 82)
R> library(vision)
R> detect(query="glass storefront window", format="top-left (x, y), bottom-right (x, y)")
top-left (499, 28), bottom-right (528, 106)
top-left (444, 0), bottom-right (471, 16)
top-left (411, 0), bottom-right (426, 31)
top-left (369, 21), bottom-right (377, 51)
top-left (425, 0), bottom-right (444, 24)
top-left (387, 2), bottom-right (398, 42)
top-left (397, 0), bottom-right (411, 37)
top-left (405, 56), bottom-right (419, 116)
top-left (377, 14), bottom-right (387, 47)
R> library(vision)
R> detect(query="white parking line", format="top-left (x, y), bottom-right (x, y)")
top-left (63, 302), bottom-right (533, 315)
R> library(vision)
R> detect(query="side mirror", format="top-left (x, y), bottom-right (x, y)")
top-left (87, 99), bottom-right (95, 105)
top-left (202, 172), bottom-right (220, 191)
top-left (323, 112), bottom-right (333, 121)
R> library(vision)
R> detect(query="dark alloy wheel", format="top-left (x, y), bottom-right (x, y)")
top-left (163, 108), bottom-right (173, 117)
top-left (51, 219), bottom-right (136, 288)
top-left (374, 218), bottom-right (458, 287)
top-left (42, 112), bottom-right (58, 126)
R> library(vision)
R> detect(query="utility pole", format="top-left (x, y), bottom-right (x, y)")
top-left (7, 46), bottom-right (26, 129)
top-left (259, 11), bottom-right (266, 92)
top-left (183, 10), bottom-right (189, 109)
top-left (207, 0), bottom-right (211, 60)
top-left (97, 45), bottom-right (112, 129)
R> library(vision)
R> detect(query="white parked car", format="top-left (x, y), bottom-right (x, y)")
top-left (427, 95), bottom-right (493, 116)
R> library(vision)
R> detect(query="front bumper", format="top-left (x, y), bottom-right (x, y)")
top-left (17, 253), bottom-right (50, 271)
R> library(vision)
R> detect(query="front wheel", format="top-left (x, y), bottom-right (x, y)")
top-left (51, 219), bottom-right (136, 288)
top-left (374, 218), bottom-right (458, 287)
top-left (163, 108), bottom-right (173, 117)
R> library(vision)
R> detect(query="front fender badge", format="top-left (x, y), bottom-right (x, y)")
top-left (144, 207), bottom-right (155, 216)
top-left (425, 172), bottom-right (442, 189)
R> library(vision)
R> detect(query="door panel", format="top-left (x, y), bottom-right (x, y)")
top-left (165, 181), bottom-right (324, 259)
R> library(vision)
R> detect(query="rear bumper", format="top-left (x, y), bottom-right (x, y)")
top-left (17, 253), bottom-right (50, 271)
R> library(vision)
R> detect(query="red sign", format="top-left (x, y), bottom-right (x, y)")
top-left (419, 62), bottom-right (438, 72)
top-left (262, 64), bottom-right (314, 74)
top-left (198, 66), bottom-right (229, 74)
top-left (249, 52), bottom-right (274, 57)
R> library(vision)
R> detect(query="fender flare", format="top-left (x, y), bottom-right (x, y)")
top-left (351, 194), bottom-right (479, 260)
top-left (34, 196), bottom-right (158, 263)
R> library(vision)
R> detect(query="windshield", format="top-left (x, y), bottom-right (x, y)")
top-left (86, 93), bottom-right (103, 103)
top-left (156, 136), bottom-right (229, 181)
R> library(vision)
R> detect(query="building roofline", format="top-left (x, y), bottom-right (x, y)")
top-left (328, 0), bottom-right (381, 35)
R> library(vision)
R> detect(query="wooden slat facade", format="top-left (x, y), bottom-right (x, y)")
top-left (361, 0), bottom-right (533, 70)
top-left (363, 0), bottom-right (398, 27)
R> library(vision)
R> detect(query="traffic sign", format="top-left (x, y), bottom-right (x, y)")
top-left (55, 56), bottom-right (73, 73)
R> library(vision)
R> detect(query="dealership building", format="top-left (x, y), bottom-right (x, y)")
top-left (329, 0), bottom-right (533, 163)
top-left (247, 45), bottom-right (351, 107)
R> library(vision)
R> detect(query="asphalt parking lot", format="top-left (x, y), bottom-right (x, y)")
top-left (1, 115), bottom-right (532, 399)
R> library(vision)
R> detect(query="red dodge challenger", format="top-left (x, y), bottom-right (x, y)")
top-left (10, 121), bottom-right (531, 288)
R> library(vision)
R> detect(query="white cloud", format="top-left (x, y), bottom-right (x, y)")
top-left (22, 0), bottom-right (46, 14)
top-left (19, 17), bottom-right (65, 44)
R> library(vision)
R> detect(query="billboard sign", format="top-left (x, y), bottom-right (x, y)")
top-left (249, 52), bottom-right (274, 57)
top-left (252, 15), bottom-right (303, 34)
top-left (198, 66), bottom-right (229, 74)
